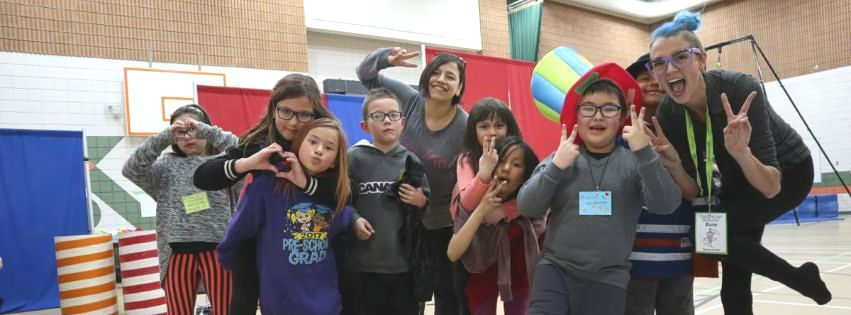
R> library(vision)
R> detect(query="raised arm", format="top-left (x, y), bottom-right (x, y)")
top-left (721, 88), bottom-right (781, 198)
top-left (122, 128), bottom-right (173, 199)
top-left (448, 180), bottom-right (504, 262)
top-left (518, 125), bottom-right (578, 217)
top-left (356, 47), bottom-right (421, 112)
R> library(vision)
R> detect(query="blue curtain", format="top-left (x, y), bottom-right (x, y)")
top-left (326, 94), bottom-right (371, 147)
top-left (0, 129), bottom-right (90, 313)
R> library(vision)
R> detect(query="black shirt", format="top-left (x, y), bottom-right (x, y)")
top-left (656, 70), bottom-right (809, 204)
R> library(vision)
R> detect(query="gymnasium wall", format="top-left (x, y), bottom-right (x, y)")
top-left (479, 0), bottom-right (512, 58)
top-left (2, 0), bottom-right (850, 234)
top-left (538, 1), bottom-right (651, 67)
top-left (0, 0), bottom-right (310, 71)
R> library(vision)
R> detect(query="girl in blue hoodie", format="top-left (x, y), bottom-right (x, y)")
top-left (217, 118), bottom-right (352, 315)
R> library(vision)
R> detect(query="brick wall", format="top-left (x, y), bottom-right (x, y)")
top-left (478, 0), bottom-right (511, 58)
top-left (681, 0), bottom-right (851, 79)
top-left (0, 0), bottom-right (308, 71)
top-left (539, 1), bottom-right (650, 66)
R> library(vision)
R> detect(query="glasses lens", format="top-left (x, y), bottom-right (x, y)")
top-left (601, 105), bottom-right (621, 118)
top-left (296, 112), bottom-right (314, 122)
top-left (672, 50), bottom-right (694, 68)
top-left (277, 107), bottom-right (293, 119)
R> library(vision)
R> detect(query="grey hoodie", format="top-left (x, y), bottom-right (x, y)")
top-left (348, 140), bottom-right (431, 273)
top-left (517, 145), bottom-right (681, 289)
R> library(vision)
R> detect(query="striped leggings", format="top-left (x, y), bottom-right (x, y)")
top-left (165, 250), bottom-right (231, 315)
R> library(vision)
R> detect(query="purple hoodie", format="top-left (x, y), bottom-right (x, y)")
top-left (218, 172), bottom-right (352, 315)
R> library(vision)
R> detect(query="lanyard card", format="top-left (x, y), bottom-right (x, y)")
top-left (183, 192), bottom-right (211, 214)
top-left (695, 211), bottom-right (727, 255)
top-left (579, 191), bottom-right (612, 216)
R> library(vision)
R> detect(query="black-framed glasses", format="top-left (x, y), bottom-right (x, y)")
top-left (645, 48), bottom-right (703, 76)
top-left (367, 111), bottom-right (403, 122)
top-left (276, 107), bottom-right (315, 122)
top-left (577, 104), bottom-right (622, 118)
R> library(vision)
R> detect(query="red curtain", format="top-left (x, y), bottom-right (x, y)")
top-left (196, 85), bottom-right (271, 137)
top-left (505, 63), bottom-right (560, 159)
top-left (426, 48), bottom-right (559, 159)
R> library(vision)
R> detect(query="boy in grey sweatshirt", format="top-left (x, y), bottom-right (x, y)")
top-left (517, 64), bottom-right (681, 315)
top-left (349, 88), bottom-right (431, 315)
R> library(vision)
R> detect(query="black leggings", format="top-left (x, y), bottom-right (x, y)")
top-left (228, 239), bottom-right (259, 315)
top-left (716, 156), bottom-right (814, 315)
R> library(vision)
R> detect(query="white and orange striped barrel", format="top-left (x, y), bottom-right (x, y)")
top-left (54, 234), bottom-right (119, 315)
top-left (118, 231), bottom-right (166, 315)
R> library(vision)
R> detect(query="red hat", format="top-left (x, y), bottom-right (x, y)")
top-left (559, 63), bottom-right (643, 144)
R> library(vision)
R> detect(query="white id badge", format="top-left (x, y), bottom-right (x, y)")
top-left (695, 212), bottom-right (727, 255)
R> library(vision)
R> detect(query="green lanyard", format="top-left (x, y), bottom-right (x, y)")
top-left (684, 106), bottom-right (714, 210)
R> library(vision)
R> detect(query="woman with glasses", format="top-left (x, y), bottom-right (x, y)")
top-left (649, 11), bottom-right (831, 313)
top-left (358, 47), bottom-right (469, 315)
top-left (193, 73), bottom-right (341, 315)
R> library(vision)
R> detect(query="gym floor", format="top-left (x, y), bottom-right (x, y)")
top-left (11, 215), bottom-right (850, 315)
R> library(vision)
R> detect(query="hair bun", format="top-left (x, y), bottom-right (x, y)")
top-left (673, 11), bottom-right (701, 32)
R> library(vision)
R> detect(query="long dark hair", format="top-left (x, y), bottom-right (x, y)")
top-left (495, 136), bottom-right (538, 201)
top-left (169, 104), bottom-right (218, 157)
top-left (239, 73), bottom-right (335, 149)
top-left (461, 98), bottom-right (522, 173)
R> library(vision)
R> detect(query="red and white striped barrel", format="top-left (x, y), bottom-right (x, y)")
top-left (54, 234), bottom-right (119, 315)
top-left (118, 231), bottom-right (166, 315)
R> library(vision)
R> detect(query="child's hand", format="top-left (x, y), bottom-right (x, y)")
top-left (623, 104), bottom-right (651, 152)
top-left (477, 177), bottom-right (504, 217)
top-left (722, 92), bottom-right (756, 159)
top-left (552, 124), bottom-right (580, 170)
top-left (387, 47), bottom-right (420, 68)
top-left (477, 136), bottom-right (499, 182)
top-left (647, 116), bottom-right (682, 169)
top-left (354, 218), bottom-right (374, 240)
top-left (275, 152), bottom-right (308, 189)
top-left (399, 184), bottom-right (427, 208)
top-left (235, 143), bottom-right (285, 174)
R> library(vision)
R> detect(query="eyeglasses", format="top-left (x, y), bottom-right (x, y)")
top-left (577, 104), bottom-right (622, 118)
top-left (645, 48), bottom-right (703, 76)
top-left (276, 107), bottom-right (315, 122)
top-left (367, 111), bottom-right (403, 122)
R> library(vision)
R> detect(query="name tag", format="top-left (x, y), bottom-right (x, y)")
top-left (579, 191), bottom-right (612, 216)
top-left (695, 212), bottom-right (727, 255)
top-left (183, 192), bottom-right (211, 214)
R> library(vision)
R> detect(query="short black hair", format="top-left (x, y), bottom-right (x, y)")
top-left (361, 87), bottom-right (401, 121)
top-left (418, 53), bottom-right (466, 105)
top-left (578, 80), bottom-right (627, 118)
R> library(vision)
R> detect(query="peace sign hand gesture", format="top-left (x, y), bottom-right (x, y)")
top-left (553, 124), bottom-right (580, 170)
top-left (622, 104), bottom-right (650, 152)
top-left (387, 47), bottom-right (420, 68)
top-left (647, 116), bottom-right (681, 169)
top-left (722, 91), bottom-right (757, 157)
top-left (477, 136), bottom-right (499, 181)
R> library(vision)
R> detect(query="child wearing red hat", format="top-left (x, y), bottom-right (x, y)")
top-left (518, 63), bottom-right (682, 315)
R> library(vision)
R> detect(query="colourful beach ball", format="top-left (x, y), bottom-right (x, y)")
top-left (531, 47), bottom-right (594, 123)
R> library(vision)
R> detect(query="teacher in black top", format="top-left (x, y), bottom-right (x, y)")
top-left (648, 11), bottom-right (831, 314)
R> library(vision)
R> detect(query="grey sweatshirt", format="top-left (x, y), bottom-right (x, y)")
top-left (357, 47), bottom-right (467, 229)
top-left (122, 123), bottom-right (242, 280)
top-left (517, 145), bottom-right (681, 289)
top-left (348, 140), bottom-right (431, 273)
